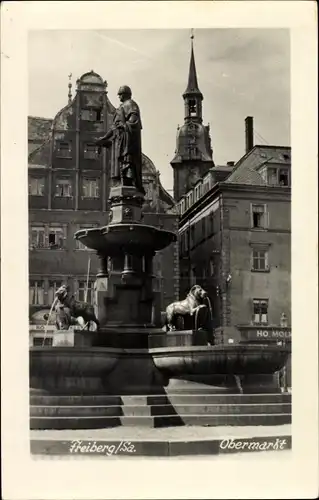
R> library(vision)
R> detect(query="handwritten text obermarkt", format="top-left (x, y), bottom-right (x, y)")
top-left (69, 440), bottom-right (136, 455)
top-left (220, 438), bottom-right (287, 451)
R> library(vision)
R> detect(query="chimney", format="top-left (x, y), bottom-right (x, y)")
top-left (227, 161), bottom-right (235, 166)
top-left (245, 116), bottom-right (254, 153)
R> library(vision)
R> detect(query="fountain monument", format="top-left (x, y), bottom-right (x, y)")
top-left (30, 85), bottom-right (291, 430)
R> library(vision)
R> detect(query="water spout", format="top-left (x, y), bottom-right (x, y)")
top-left (206, 296), bottom-right (213, 326)
top-left (41, 297), bottom-right (58, 347)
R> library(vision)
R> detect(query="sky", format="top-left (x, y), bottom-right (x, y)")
top-left (28, 29), bottom-right (290, 193)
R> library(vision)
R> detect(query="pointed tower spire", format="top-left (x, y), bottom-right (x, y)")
top-left (171, 29), bottom-right (214, 202)
top-left (68, 73), bottom-right (73, 104)
top-left (183, 30), bottom-right (203, 100)
top-left (182, 30), bottom-right (203, 123)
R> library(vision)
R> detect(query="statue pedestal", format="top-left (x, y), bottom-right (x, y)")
top-left (109, 185), bottom-right (144, 224)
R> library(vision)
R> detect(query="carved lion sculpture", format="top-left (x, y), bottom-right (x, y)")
top-left (53, 284), bottom-right (100, 331)
top-left (165, 285), bottom-right (208, 332)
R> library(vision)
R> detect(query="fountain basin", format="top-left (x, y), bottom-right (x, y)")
top-left (30, 347), bottom-right (119, 377)
top-left (30, 344), bottom-right (291, 429)
top-left (74, 223), bottom-right (176, 254)
top-left (150, 344), bottom-right (290, 378)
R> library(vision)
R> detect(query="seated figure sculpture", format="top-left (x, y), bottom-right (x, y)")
top-left (165, 285), bottom-right (208, 332)
top-left (53, 284), bottom-right (100, 331)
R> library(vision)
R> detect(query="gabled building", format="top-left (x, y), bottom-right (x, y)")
top-left (177, 118), bottom-right (291, 345)
top-left (28, 70), bottom-right (179, 324)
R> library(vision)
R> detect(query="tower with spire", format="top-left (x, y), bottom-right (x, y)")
top-left (171, 31), bottom-right (214, 202)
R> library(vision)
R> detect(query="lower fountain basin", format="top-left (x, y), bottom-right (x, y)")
top-left (150, 344), bottom-right (290, 378)
top-left (30, 347), bottom-right (119, 377)
top-left (74, 223), bottom-right (176, 253)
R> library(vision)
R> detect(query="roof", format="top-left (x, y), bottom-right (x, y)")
top-left (28, 116), bottom-right (53, 154)
top-left (183, 40), bottom-right (203, 99)
top-left (77, 70), bottom-right (106, 88)
top-left (225, 145), bottom-right (291, 186)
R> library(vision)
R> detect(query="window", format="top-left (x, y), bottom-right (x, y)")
top-left (203, 181), bottom-right (210, 195)
top-left (253, 299), bottom-right (268, 324)
top-left (82, 178), bottom-right (100, 198)
top-left (84, 143), bottom-right (99, 160)
top-left (194, 184), bottom-right (202, 201)
top-left (55, 178), bottom-right (72, 197)
top-left (267, 168), bottom-right (278, 186)
top-left (30, 225), bottom-right (66, 249)
top-left (81, 109), bottom-right (102, 122)
top-left (30, 280), bottom-right (45, 305)
top-left (81, 110), bottom-right (91, 121)
top-left (180, 199), bottom-right (186, 214)
top-left (48, 227), bottom-right (64, 249)
top-left (252, 249), bottom-right (268, 271)
top-left (57, 142), bottom-right (72, 159)
top-left (77, 281), bottom-right (94, 304)
top-left (279, 168), bottom-right (289, 186)
top-left (29, 177), bottom-right (45, 196)
top-left (188, 99), bottom-right (197, 116)
top-left (190, 147), bottom-right (197, 158)
top-left (251, 204), bottom-right (268, 229)
top-left (48, 280), bottom-right (63, 305)
top-left (281, 153), bottom-right (290, 161)
top-left (31, 226), bottom-right (45, 248)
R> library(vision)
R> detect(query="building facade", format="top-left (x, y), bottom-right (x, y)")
top-left (28, 71), bottom-right (178, 323)
top-left (173, 42), bottom-right (291, 349)
top-left (177, 144), bottom-right (291, 344)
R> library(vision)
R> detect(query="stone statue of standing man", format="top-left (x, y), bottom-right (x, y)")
top-left (95, 85), bottom-right (145, 195)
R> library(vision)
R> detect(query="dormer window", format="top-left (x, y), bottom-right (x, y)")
top-left (264, 167), bottom-right (290, 186)
top-left (279, 168), bottom-right (289, 186)
top-left (267, 167), bottom-right (278, 186)
top-left (57, 141), bottom-right (72, 159)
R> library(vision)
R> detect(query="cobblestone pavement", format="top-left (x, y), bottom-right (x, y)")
top-left (30, 424), bottom-right (291, 441)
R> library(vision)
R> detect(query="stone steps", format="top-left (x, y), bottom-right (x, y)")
top-left (30, 392), bottom-right (292, 430)
top-left (30, 402), bottom-right (291, 417)
top-left (30, 393), bottom-right (291, 406)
